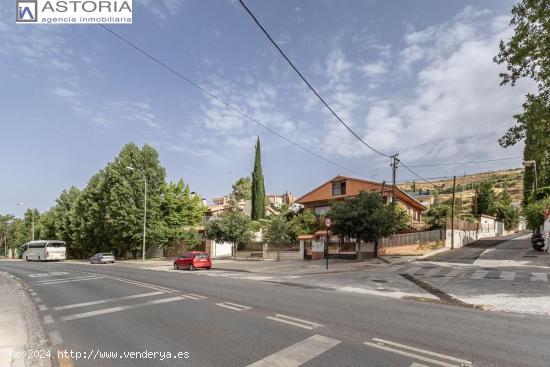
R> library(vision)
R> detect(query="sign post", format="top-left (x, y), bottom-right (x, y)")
top-left (325, 218), bottom-right (332, 270)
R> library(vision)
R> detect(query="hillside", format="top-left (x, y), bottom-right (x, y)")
top-left (397, 168), bottom-right (524, 213)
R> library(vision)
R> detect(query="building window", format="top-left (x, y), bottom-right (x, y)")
top-left (314, 206), bottom-right (331, 215)
top-left (332, 181), bottom-right (346, 196)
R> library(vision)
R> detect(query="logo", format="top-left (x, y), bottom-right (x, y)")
top-left (16, 0), bottom-right (132, 24)
top-left (16, 0), bottom-right (37, 22)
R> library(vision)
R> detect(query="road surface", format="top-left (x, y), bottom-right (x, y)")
top-left (1, 257), bottom-right (548, 367)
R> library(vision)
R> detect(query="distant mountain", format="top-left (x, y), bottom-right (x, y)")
top-left (397, 168), bottom-right (524, 212)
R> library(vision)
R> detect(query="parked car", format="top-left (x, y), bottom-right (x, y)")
top-left (173, 251), bottom-right (211, 271)
top-left (90, 252), bottom-right (116, 264)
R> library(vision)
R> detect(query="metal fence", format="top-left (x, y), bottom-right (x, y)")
top-left (380, 230), bottom-right (443, 248)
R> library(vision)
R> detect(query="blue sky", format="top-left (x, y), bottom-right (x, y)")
top-left (0, 0), bottom-right (532, 217)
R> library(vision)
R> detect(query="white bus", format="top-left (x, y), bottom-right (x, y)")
top-left (21, 240), bottom-right (67, 261)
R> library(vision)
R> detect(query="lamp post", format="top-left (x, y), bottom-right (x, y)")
top-left (126, 167), bottom-right (147, 261)
top-left (523, 160), bottom-right (539, 193)
top-left (17, 202), bottom-right (34, 241)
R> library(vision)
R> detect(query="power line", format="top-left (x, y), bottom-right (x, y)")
top-left (98, 25), bottom-right (365, 177)
top-left (404, 156), bottom-right (523, 168)
top-left (238, 0), bottom-right (391, 158)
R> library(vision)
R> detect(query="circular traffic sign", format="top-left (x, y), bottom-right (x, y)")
top-left (325, 218), bottom-right (332, 228)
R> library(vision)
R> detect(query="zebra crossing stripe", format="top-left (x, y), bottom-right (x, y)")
top-left (530, 273), bottom-right (548, 282)
top-left (446, 269), bottom-right (462, 277)
top-left (469, 270), bottom-right (489, 279)
top-left (423, 268), bottom-right (442, 277)
top-left (246, 335), bottom-right (340, 367)
top-left (499, 271), bottom-right (516, 281)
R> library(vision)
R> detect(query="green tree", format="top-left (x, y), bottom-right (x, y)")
top-left (494, 0), bottom-right (550, 198)
top-left (424, 204), bottom-right (451, 230)
top-left (206, 210), bottom-right (252, 259)
top-left (523, 197), bottom-right (550, 231)
top-left (152, 179), bottom-right (206, 250)
top-left (494, 188), bottom-right (521, 230)
top-left (329, 191), bottom-right (408, 259)
top-left (288, 209), bottom-right (319, 240)
top-left (474, 181), bottom-right (497, 216)
top-left (232, 177), bottom-right (252, 201)
top-left (251, 137), bottom-right (266, 220)
top-left (264, 214), bottom-right (291, 261)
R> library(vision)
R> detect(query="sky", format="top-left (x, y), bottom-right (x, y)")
top-left (0, 0), bottom-right (533, 217)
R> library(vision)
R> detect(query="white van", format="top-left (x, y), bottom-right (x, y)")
top-left (21, 240), bottom-right (67, 261)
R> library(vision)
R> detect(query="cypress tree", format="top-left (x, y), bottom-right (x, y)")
top-left (251, 137), bottom-right (266, 220)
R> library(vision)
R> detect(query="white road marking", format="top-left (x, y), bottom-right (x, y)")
top-left (181, 293), bottom-right (207, 300)
top-left (410, 363), bottom-right (430, 367)
top-left (246, 334), bottom-right (340, 367)
top-left (34, 297), bottom-right (42, 303)
top-left (365, 338), bottom-right (472, 367)
top-left (266, 314), bottom-right (323, 330)
top-left (406, 267), bottom-right (421, 275)
top-left (38, 304), bottom-right (48, 311)
top-left (424, 268), bottom-right (442, 277)
top-left (53, 291), bottom-right (165, 310)
top-left (215, 302), bottom-right (251, 311)
top-left (446, 269), bottom-right (462, 277)
top-left (43, 315), bottom-right (54, 324)
top-left (97, 274), bottom-right (177, 292)
top-left (530, 273), bottom-right (548, 282)
top-left (499, 271), bottom-right (516, 281)
top-left (469, 270), bottom-right (489, 279)
top-left (31, 276), bottom-right (104, 285)
top-left (49, 330), bottom-right (63, 345)
top-left (60, 296), bottom-right (185, 321)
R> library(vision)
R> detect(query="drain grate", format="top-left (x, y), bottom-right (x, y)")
top-left (400, 273), bottom-right (485, 310)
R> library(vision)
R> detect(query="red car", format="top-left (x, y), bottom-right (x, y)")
top-left (173, 251), bottom-right (212, 271)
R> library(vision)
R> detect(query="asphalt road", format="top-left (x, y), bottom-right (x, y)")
top-left (1, 259), bottom-right (549, 367)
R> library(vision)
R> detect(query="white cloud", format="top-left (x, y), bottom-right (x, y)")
top-left (53, 88), bottom-right (79, 98)
top-left (359, 61), bottom-right (388, 78)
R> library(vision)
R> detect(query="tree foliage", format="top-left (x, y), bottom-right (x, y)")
top-left (424, 204), bottom-right (451, 230)
top-left (2, 143), bottom-right (206, 259)
top-left (329, 191), bottom-right (408, 259)
top-left (494, 0), bottom-right (550, 198)
top-left (205, 210), bottom-right (252, 258)
top-left (264, 215), bottom-right (291, 244)
top-left (232, 177), bottom-right (252, 201)
top-left (251, 137), bottom-right (266, 220)
top-left (474, 181), bottom-right (498, 216)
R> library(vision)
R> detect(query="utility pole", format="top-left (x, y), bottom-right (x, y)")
top-left (391, 154), bottom-right (399, 205)
top-left (451, 176), bottom-right (456, 250)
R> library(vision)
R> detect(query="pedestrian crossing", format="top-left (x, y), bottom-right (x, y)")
top-left (403, 266), bottom-right (549, 282)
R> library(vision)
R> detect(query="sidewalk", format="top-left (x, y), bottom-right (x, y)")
top-left (0, 271), bottom-right (51, 367)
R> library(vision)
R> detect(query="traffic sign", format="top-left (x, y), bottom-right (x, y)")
top-left (325, 218), bottom-right (332, 228)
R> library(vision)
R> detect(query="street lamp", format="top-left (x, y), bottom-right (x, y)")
top-left (126, 167), bottom-right (147, 261)
top-left (523, 160), bottom-right (539, 193)
top-left (17, 202), bottom-right (34, 241)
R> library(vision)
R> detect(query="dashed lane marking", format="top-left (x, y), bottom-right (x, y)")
top-left (38, 304), bottom-right (48, 311)
top-left (246, 334), bottom-right (340, 367)
top-left (266, 314), bottom-right (323, 330)
top-left (181, 293), bottom-right (207, 300)
top-left (53, 291), bottom-right (165, 310)
top-left (215, 302), bottom-right (251, 311)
